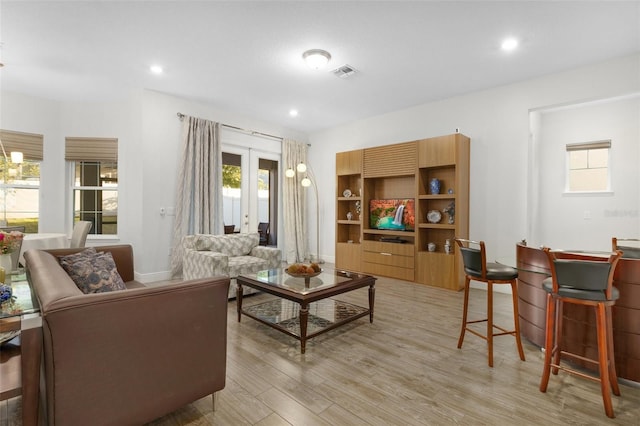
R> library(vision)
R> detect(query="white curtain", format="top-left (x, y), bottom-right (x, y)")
top-left (283, 139), bottom-right (308, 263)
top-left (170, 115), bottom-right (223, 277)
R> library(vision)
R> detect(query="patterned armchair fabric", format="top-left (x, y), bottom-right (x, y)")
top-left (182, 232), bottom-right (281, 298)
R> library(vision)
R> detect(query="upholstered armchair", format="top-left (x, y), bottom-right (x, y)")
top-left (182, 232), bottom-right (281, 298)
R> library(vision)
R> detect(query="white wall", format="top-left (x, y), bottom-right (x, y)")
top-left (534, 96), bottom-right (640, 249)
top-left (138, 90), bottom-right (306, 279)
top-left (1, 89), bottom-right (306, 281)
top-left (0, 93), bottom-right (63, 232)
top-left (309, 54), bottom-right (640, 263)
top-left (1, 95), bottom-right (145, 290)
top-left (2, 54), bottom-right (638, 278)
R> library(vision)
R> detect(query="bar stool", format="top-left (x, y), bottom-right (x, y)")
top-left (454, 238), bottom-right (526, 367)
top-left (612, 237), bottom-right (640, 259)
top-left (540, 248), bottom-right (623, 418)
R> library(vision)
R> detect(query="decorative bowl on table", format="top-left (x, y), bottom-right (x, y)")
top-left (285, 264), bottom-right (323, 284)
top-left (285, 263), bottom-right (322, 278)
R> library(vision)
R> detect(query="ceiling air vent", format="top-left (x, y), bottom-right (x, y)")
top-left (332, 64), bottom-right (357, 79)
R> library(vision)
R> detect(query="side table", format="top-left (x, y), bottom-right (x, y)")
top-left (0, 272), bottom-right (43, 426)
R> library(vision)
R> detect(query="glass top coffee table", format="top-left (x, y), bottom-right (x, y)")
top-left (236, 268), bottom-right (376, 353)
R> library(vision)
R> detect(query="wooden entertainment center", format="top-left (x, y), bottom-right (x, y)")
top-left (335, 133), bottom-right (470, 290)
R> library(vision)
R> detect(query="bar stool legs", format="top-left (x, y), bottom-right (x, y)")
top-left (457, 276), bottom-right (526, 367)
top-left (457, 276), bottom-right (471, 350)
top-left (606, 305), bottom-right (621, 397)
top-left (540, 247), bottom-right (623, 419)
top-left (540, 295), bottom-right (620, 418)
top-left (455, 238), bottom-right (526, 368)
top-left (510, 280), bottom-right (526, 362)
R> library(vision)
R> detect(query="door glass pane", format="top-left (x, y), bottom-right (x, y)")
top-left (222, 152), bottom-right (242, 232)
top-left (258, 158), bottom-right (278, 245)
top-left (258, 167), bottom-right (269, 223)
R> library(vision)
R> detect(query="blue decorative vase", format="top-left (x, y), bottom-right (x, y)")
top-left (429, 178), bottom-right (441, 195)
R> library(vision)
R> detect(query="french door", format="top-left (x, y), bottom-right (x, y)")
top-left (221, 131), bottom-right (281, 245)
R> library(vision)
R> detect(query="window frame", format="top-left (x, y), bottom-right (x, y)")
top-left (0, 159), bottom-right (41, 231)
top-left (65, 136), bottom-right (119, 239)
top-left (69, 160), bottom-right (119, 239)
top-left (564, 139), bottom-right (612, 195)
top-left (0, 129), bottom-right (44, 231)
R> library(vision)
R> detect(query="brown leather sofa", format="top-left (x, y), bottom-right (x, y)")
top-left (24, 245), bottom-right (230, 426)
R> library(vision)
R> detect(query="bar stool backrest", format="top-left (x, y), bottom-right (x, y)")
top-left (612, 237), bottom-right (640, 259)
top-left (455, 238), bottom-right (487, 279)
top-left (460, 247), bottom-right (482, 276)
top-left (553, 260), bottom-right (612, 291)
top-left (544, 248), bottom-right (622, 300)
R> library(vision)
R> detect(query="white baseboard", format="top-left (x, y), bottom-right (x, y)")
top-left (470, 282), bottom-right (513, 294)
top-left (135, 270), bottom-right (172, 284)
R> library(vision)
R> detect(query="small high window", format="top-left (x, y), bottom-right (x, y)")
top-left (566, 140), bottom-right (611, 192)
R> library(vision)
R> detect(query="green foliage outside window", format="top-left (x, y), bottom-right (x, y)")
top-left (1, 159), bottom-right (40, 231)
top-left (223, 165), bottom-right (241, 188)
top-left (222, 165), bottom-right (270, 190)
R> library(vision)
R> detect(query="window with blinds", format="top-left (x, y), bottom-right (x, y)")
top-left (66, 137), bottom-right (118, 235)
top-left (0, 130), bottom-right (43, 232)
top-left (566, 140), bottom-right (611, 192)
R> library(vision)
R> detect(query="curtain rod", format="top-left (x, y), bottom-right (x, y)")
top-left (177, 112), bottom-right (284, 142)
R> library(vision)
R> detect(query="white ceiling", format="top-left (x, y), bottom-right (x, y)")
top-left (1, 1), bottom-right (639, 133)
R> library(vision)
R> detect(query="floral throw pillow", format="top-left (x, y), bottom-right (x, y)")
top-left (59, 249), bottom-right (126, 294)
top-left (58, 247), bottom-right (97, 262)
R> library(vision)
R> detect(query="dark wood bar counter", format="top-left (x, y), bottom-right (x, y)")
top-left (516, 243), bottom-right (640, 383)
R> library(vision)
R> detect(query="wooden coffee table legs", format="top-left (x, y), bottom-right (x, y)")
top-left (236, 278), bottom-right (376, 354)
top-left (236, 282), bottom-right (243, 322)
top-left (236, 284), bottom-right (311, 354)
top-left (299, 303), bottom-right (309, 354)
top-left (369, 283), bottom-right (375, 322)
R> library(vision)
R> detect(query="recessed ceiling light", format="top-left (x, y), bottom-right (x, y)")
top-left (289, 109), bottom-right (299, 117)
top-left (501, 38), bottom-right (518, 51)
top-left (302, 49), bottom-right (331, 70)
top-left (150, 65), bottom-right (163, 74)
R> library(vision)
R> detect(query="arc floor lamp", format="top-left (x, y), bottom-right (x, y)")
top-left (286, 162), bottom-right (323, 263)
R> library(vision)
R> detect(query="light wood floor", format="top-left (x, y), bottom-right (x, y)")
top-left (3, 274), bottom-right (640, 425)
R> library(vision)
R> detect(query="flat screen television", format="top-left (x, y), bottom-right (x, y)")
top-left (369, 199), bottom-right (415, 231)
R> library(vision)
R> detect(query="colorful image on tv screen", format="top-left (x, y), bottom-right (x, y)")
top-left (369, 199), bottom-right (415, 231)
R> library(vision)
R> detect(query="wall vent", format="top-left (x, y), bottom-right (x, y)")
top-left (332, 64), bottom-right (357, 78)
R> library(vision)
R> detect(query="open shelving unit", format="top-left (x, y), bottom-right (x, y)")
top-left (415, 134), bottom-right (470, 290)
top-left (335, 133), bottom-right (470, 290)
top-left (335, 150), bottom-right (364, 272)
